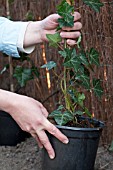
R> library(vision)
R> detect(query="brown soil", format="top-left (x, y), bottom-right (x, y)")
top-left (0, 137), bottom-right (113, 170)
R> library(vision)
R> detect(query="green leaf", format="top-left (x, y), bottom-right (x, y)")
top-left (41, 61), bottom-right (56, 70)
top-left (63, 48), bottom-right (81, 72)
top-left (46, 33), bottom-right (62, 47)
top-left (88, 48), bottom-right (100, 66)
top-left (49, 107), bottom-right (73, 126)
top-left (93, 79), bottom-right (103, 97)
top-left (78, 93), bottom-right (85, 107)
top-left (13, 66), bottom-right (33, 87)
top-left (83, 0), bottom-right (104, 12)
top-left (59, 50), bottom-right (67, 58)
top-left (57, 0), bottom-right (74, 29)
top-left (68, 90), bottom-right (85, 108)
top-left (68, 89), bottom-right (78, 103)
top-left (57, 16), bottom-right (74, 28)
top-left (75, 72), bottom-right (90, 90)
top-left (78, 50), bottom-right (89, 66)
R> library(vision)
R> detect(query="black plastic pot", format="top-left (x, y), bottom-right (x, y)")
top-left (0, 110), bottom-right (30, 146)
top-left (42, 117), bottom-right (104, 170)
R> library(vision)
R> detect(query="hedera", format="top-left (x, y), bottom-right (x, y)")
top-left (83, 0), bottom-right (104, 12)
top-left (0, 55), bottom-right (39, 89)
top-left (41, 0), bottom-right (103, 126)
top-left (13, 65), bottom-right (39, 87)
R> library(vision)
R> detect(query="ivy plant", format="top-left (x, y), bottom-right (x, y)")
top-left (0, 53), bottom-right (39, 90)
top-left (42, 0), bottom-right (104, 126)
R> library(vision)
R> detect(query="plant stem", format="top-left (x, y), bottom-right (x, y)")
top-left (63, 39), bottom-right (71, 110)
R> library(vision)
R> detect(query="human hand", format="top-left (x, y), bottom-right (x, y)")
top-left (0, 90), bottom-right (68, 159)
top-left (40, 12), bottom-right (82, 45)
top-left (24, 12), bottom-right (82, 47)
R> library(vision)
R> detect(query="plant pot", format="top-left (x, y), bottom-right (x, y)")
top-left (0, 110), bottom-right (30, 146)
top-left (42, 117), bottom-right (104, 170)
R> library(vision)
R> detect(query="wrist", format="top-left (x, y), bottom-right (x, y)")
top-left (23, 21), bottom-right (43, 47)
top-left (0, 90), bottom-right (20, 116)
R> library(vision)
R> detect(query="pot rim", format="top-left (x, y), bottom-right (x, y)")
top-left (56, 118), bottom-right (105, 131)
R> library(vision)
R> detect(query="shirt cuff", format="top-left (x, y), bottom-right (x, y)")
top-left (17, 22), bottom-right (35, 54)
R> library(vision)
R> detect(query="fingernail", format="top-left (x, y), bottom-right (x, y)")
top-left (60, 32), bottom-right (64, 37)
top-left (63, 139), bottom-right (69, 144)
top-left (50, 155), bottom-right (55, 159)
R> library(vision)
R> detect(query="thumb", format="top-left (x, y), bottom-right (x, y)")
top-left (45, 13), bottom-right (61, 23)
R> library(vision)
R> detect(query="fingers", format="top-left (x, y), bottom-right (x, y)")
top-left (31, 133), bottom-right (43, 148)
top-left (60, 31), bottom-right (81, 39)
top-left (49, 12), bottom-right (81, 23)
top-left (35, 118), bottom-right (69, 159)
top-left (67, 39), bottom-right (77, 46)
top-left (44, 119), bottom-right (69, 144)
top-left (73, 12), bottom-right (81, 21)
top-left (62, 22), bottom-right (82, 31)
top-left (49, 14), bottom-right (61, 23)
top-left (59, 12), bottom-right (82, 41)
top-left (37, 130), bottom-right (55, 159)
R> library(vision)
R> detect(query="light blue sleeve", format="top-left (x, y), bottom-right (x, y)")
top-left (0, 17), bottom-right (24, 58)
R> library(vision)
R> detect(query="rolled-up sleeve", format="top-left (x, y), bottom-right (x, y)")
top-left (0, 17), bottom-right (34, 58)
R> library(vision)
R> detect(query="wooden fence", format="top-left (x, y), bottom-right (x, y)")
top-left (0, 0), bottom-right (113, 144)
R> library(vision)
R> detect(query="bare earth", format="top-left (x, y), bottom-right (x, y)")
top-left (0, 137), bottom-right (113, 170)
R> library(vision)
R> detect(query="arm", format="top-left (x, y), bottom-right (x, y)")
top-left (0, 12), bottom-right (82, 159)
top-left (0, 12), bottom-right (81, 57)
top-left (24, 12), bottom-right (82, 47)
top-left (0, 89), bottom-right (68, 159)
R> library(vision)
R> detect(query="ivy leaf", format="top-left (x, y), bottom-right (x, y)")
top-left (63, 48), bottom-right (81, 72)
top-left (57, 0), bottom-right (74, 29)
top-left (78, 50), bottom-right (89, 66)
top-left (41, 61), bottom-right (56, 70)
top-left (78, 93), bottom-right (85, 107)
top-left (49, 107), bottom-right (73, 126)
top-left (75, 72), bottom-right (90, 90)
top-left (57, 16), bottom-right (74, 28)
top-left (59, 50), bottom-right (67, 58)
top-left (46, 33), bottom-right (62, 47)
top-left (93, 79), bottom-right (103, 98)
top-left (83, 0), bottom-right (104, 12)
top-left (13, 66), bottom-right (33, 87)
top-left (88, 48), bottom-right (100, 66)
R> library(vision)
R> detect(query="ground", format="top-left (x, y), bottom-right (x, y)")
top-left (0, 137), bottom-right (113, 170)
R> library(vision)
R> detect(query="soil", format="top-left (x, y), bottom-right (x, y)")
top-left (0, 137), bottom-right (113, 170)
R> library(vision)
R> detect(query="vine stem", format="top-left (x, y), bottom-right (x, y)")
top-left (63, 39), bottom-right (71, 111)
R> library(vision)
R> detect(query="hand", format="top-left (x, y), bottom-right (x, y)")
top-left (0, 90), bottom-right (69, 159)
top-left (24, 12), bottom-right (82, 47)
top-left (40, 12), bottom-right (82, 45)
